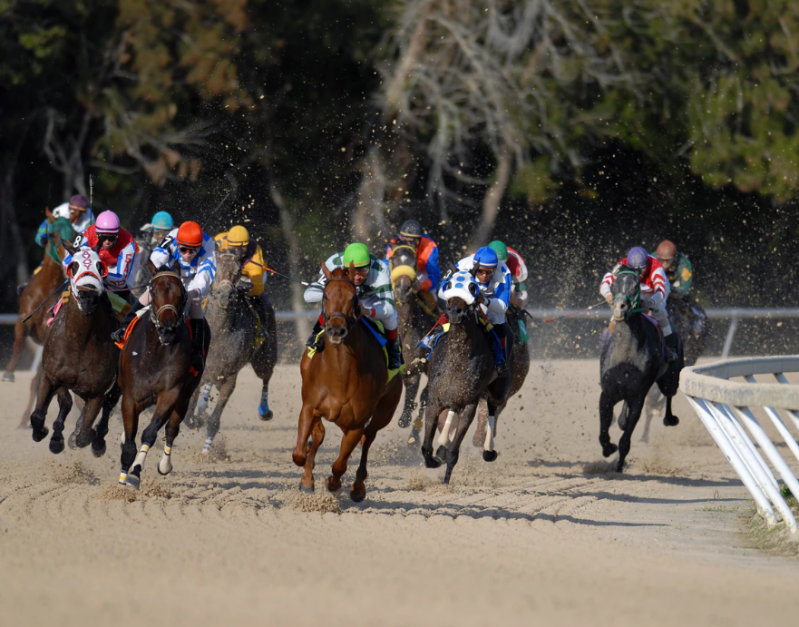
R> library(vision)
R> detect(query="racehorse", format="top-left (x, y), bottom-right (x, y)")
top-left (599, 267), bottom-right (682, 472)
top-left (421, 271), bottom-right (510, 483)
top-left (29, 248), bottom-right (120, 457)
top-left (187, 251), bottom-right (277, 452)
top-left (471, 304), bottom-right (531, 447)
top-left (117, 270), bottom-right (208, 488)
top-left (387, 242), bottom-right (436, 436)
top-left (640, 294), bottom-right (710, 441)
top-left (4, 217), bottom-right (76, 426)
top-left (292, 266), bottom-right (402, 502)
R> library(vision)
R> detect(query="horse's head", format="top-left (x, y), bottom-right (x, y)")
top-left (149, 270), bottom-right (186, 345)
top-left (440, 270), bottom-right (479, 324)
top-left (321, 265), bottom-right (358, 345)
top-left (208, 251), bottom-right (244, 311)
top-left (611, 267), bottom-right (642, 321)
top-left (66, 248), bottom-right (106, 315)
top-left (389, 243), bottom-right (418, 304)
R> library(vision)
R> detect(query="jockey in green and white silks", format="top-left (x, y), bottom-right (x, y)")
top-left (303, 242), bottom-right (402, 370)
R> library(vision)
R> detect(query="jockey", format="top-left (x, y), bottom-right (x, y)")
top-left (304, 242), bottom-right (403, 370)
top-left (487, 240), bottom-right (528, 307)
top-left (600, 245), bottom-right (677, 361)
top-left (111, 220), bottom-right (216, 343)
top-left (138, 210), bottom-right (174, 249)
top-left (655, 239), bottom-right (694, 299)
top-left (453, 246), bottom-right (513, 374)
top-left (35, 194), bottom-right (94, 247)
top-left (385, 219), bottom-right (441, 314)
top-left (65, 210), bottom-right (139, 314)
top-left (214, 224), bottom-right (272, 342)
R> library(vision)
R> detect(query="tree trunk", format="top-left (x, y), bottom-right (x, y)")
top-left (470, 146), bottom-right (513, 250)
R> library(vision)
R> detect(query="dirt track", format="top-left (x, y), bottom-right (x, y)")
top-left (1, 360), bottom-right (797, 626)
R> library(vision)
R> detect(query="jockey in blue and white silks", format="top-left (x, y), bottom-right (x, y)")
top-left (452, 247), bottom-right (513, 327)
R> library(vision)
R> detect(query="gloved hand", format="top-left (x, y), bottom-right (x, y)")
top-left (235, 276), bottom-right (252, 292)
top-left (604, 292), bottom-right (613, 305)
top-left (364, 307), bottom-right (376, 318)
top-left (188, 289), bottom-right (202, 303)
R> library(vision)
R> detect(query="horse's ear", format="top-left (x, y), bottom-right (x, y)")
top-left (321, 263), bottom-right (331, 280)
top-left (66, 261), bottom-right (78, 278)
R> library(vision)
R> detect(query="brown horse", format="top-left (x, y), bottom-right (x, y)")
top-left (29, 248), bottom-right (120, 456)
top-left (387, 243), bottom-right (436, 440)
top-left (292, 266), bottom-right (402, 502)
top-left (187, 251), bottom-right (277, 453)
top-left (117, 271), bottom-right (208, 488)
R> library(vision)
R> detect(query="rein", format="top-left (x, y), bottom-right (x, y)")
top-left (323, 276), bottom-right (358, 328)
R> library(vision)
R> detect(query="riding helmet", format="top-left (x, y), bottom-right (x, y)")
top-left (655, 240), bottom-right (677, 261)
top-left (474, 246), bottom-right (498, 268)
top-left (150, 210), bottom-right (174, 230)
top-left (487, 240), bottom-right (508, 262)
top-left (177, 221), bottom-right (203, 248)
top-left (626, 246), bottom-right (649, 271)
top-left (69, 194), bottom-right (89, 211)
top-left (399, 219), bottom-right (422, 238)
top-left (228, 225), bottom-right (250, 247)
top-left (95, 210), bottom-right (121, 234)
top-left (343, 242), bottom-right (371, 268)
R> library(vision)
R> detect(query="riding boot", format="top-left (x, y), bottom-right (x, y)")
top-left (111, 304), bottom-right (142, 342)
top-left (386, 336), bottom-right (403, 370)
top-left (247, 295), bottom-right (268, 345)
top-left (486, 325), bottom-right (507, 376)
top-left (419, 313), bottom-right (449, 354)
top-left (665, 333), bottom-right (679, 363)
top-left (305, 316), bottom-right (325, 354)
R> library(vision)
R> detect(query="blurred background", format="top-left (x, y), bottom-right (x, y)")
top-left (2, 0), bottom-right (798, 363)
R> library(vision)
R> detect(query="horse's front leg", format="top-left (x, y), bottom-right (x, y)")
top-left (662, 394), bottom-right (680, 427)
top-left (397, 372), bottom-right (420, 428)
top-left (203, 376), bottom-right (236, 454)
top-left (328, 427), bottom-right (363, 494)
top-left (91, 385), bottom-right (121, 457)
top-left (481, 400), bottom-right (499, 462)
top-left (616, 396), bottom-right (646, 472)
top-left (129, 391), bottom-right (179, 487)
top-left (292, 404), bottom-right (315, 467)
top-left (299, 417), bottom-right (325, 492)
top-left (119, 393), bottom-right (140, 487)
top-left (48, 388), bottom-right (74, 454)
top-left (443, 402), bottom-right (478, 484)
top-left (599, 392), bottom-right (617, 458)
top-left (30, 374), bottom-right (58, 443)
top-left (421, 400), bottom-right (443, 468)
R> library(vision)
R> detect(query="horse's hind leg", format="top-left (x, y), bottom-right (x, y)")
top-left (420, 398), bottom-right (444, 468)
top-left (90, 385), bottom-right (120, 457)
top-left (472, 401), bottom-right (488, 448)
top-left (118, 393), bottom-right (140, 486)
top-left (616, 396), bottom-right (646, 472)
top-left (21, 365), bottom-right (42, 428)
top-left (202, 376), bottom-right (236, 453)
top-left (408, 382), bottom-right (428, 446)
top-left (70, 395), bottom-right (103, 451)
top-left (599, 392), bottom-right (618, 458)
top-left (48, 388), bottom-right (73, 454)
top-left (397, 372), bottom-right (420, 428)
top-left (328, 427), bottom-right (363, 494)
top-left (3, 318), bottom-right (28, 382)
top-left (662, 394), bottom-right (679, 427)
top-left (481, 400), bottom-right (500, 462)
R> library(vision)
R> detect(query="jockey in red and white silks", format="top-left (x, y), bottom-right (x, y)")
top-left (599, 246), bottom-right (673, 338)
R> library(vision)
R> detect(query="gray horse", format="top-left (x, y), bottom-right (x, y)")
top-left (187, 251), bottom-right (277, 453)
top-left (599, 267), bottom-right (682, 472)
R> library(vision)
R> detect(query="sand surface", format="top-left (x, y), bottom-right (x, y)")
top-left (1, 360), bottom-right (797, 626)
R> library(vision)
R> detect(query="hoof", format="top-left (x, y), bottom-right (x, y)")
top-left (407, 429), bottom-right (419, 446)
top-left (75, 430), bottom-right (93, 449)
top-left (482, 450), bottom-right (498, 462)
top-left (258, 402), bottom-right (273, 421)
top-left (615, 460), bottom-right (625, 473)
top-left (31, 426), bottom-right (49, 443)
top-left (125, 474), bottom-right (141, 490)
top-left (2, 372), bottom-right (14, 382)
top-left (397, 413), bottom-right (411, 428)
top-left (663, 414), bottom-right (679, 427)
top-left (602, 442), bottom-right (618, 457)
top-left (326, 476), bottom-right (342, 492)
top-left (350, 488), bottom-right (366, 503)
top-left (435, 445), bottom-right (448, 461)
top-left (92, 441), bottom-right (107, 458)
top-left (49, 437), bottom-right (65, 454)
top-left (424, 456), bottom-right (442, 469)
top-left (298, 481), bottom-right (314, 493)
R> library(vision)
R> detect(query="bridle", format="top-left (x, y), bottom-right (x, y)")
top-left (323, 276), bottom-right (359, 333)
top-left (612, 270), bottom-right (644, 320)
top-left (149, 271), bottom-right (186, 343)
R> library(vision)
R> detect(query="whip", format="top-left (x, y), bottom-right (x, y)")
top-left (542, 299), bottom-right (607, 323)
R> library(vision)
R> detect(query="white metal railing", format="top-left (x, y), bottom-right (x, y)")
top-left (681, 356), bottom-right (799, 532)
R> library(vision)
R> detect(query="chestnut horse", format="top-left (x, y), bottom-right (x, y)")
top-left (293, 266), bottom-right (402, 502)
top-left (29, 248), bottom-right (120, 456)
top-left (117, 271), bottom-right (208, 488)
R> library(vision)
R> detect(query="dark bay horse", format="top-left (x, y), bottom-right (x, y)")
top-left (599, 267), bottom-right (682, 472)
top-left (188, 251), bottom-right (277, 453)
top-left (421, 271), bottom-right (510, 483)
top-left (117, 271), bottom-right (208, 488)
top-left (293, 266), bottom-right (402, 502)
top-left (472, 304), bottom-right (531, 447)
top-left (29, 248), bottom-right (120, 457)
top-left (387, 243), bottom-right (436, 435)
